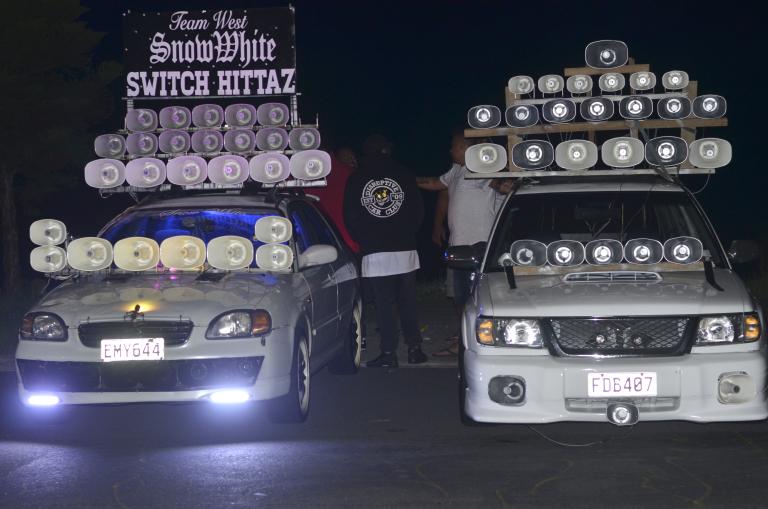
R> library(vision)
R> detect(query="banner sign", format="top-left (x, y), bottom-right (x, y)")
top-left (123, 8), bottom-right (296, 99)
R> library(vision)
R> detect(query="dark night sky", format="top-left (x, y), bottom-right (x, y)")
top-left (44, 0), bottom-right (767, 275)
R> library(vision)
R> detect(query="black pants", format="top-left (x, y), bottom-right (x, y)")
top-left (367, 270), bottom-right (422, 353)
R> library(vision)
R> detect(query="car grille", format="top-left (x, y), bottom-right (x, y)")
top-left (545, 317), bottom-right (693, 356)
top-left (17, 357), bottom-right (263, 392)
top-left (78, 320), bottom-right (193, 348)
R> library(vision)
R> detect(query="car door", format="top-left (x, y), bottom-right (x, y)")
top-left (290, 203), bottom-right (338, 362)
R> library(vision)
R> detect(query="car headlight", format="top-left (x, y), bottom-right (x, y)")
top-left (476, 318), bottom-right (543, 348)
top-left (206, 310), bottom-right (271, 339)
top-left (696, 314), bottom-right (761, 345)
top-left (20, 313), bottom-right (67, 341)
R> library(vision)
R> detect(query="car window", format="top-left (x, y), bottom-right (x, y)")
top-left (289, 202), bottom-right (339, 254)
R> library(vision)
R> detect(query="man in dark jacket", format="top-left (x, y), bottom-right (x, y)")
top-left (343, 134), bottom-right (427, 367)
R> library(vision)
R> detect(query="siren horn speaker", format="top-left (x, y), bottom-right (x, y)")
top-left (629, 71), bottom-right (657, 91)
top-left (255, 127), bottom-right (288, 151)
top-left (580, 97), bottom-right (614, 122)
top-left (208, 155), bottom-right (249, 185)
top-left (542, 99), bottom-right (577, 123)
top-left (663, 237), bottom-right (703, 264)
top-left (555, 140), bottom-right (598, 170)
top-left (113, 237), bottom-right (160, 271)
top-left (661, 70), bottom-right (689, 90)
top-left (601, 137), bottom-right (645, 168)
top-left (511, 140), bottom-right (554, 170)
top-left (289, 150), bottom-right (332, 180)
top-left (566, 74), bottom-right (593, 95)
top-left (84, 159), bottom-right (126, 188)
top-left (67, 237), bottom-right (114, 271)
top-left (94, 134), bottom-right (126, 158)
top-left (465, 143), bottom-right (507, 173)
top-left (645, 136), bottom-right (688, 167)
top-left (255, 244), bottom-right (294, 271)
top-left (160, 236), bottom-right (206, 270)
top-left (159, 130), bottom-right (191, 154)
top-left (256, 103), bottom-right (289, 126)
top-left (599, 73), bottom-right (625, 93)
top-left (547, 240), bottom-right (586, 266)
top-left (624, 238), bottom-right (664, 265)
top-left (255, 216), bottom-right (293, 244)
top-left (585, 239), bottom-right (624, 265)
top-left (249, 153), bottom-right (291, 183)
top-left (126, 158), bottom-right (167, 187)
top-left (207, 236), bottom-right (254, 270)
top-left (30, 246), bottom-right (67, 273)
top-left (167, 155), bottom-right (208, 185)
top-left (689, 138), bottom-right (732, 169)
top-left (224, 104), bottom-right (257, 127)
top-left (30, 219), bottom-right (67, 246)
top-left (467, 105), bottom-right (501, 129)
top-left (619, 96), bottom-right (654, 120)
top-left (159, 106), bottom-right (192, 129)
top-left (538, 74), bottom-right (565, 94)
top-left (509, 240), bottom-right (547, 266)
top-left (693, 95), bottom-right (727, 119)
top-left (505, 105), bottom-right (539, 127)
top-left (126, 132), bottom-right (158, 156)
top-left (658, 97), bottom-right (692, 120)
top-left (125, 109), bottom-right (158, 132)
top-left (224, 129), bottom-right (257, 153)
top-left (192, 104), bottom-right (224, 128)
top-left (585, 40), bottom-right (628, 69)
top-left (507, 75), bottom-right (535, 95)
top-left (191, 129), bottom-right (224, 153)
top-left (288, 128), bottom-right (322, 151)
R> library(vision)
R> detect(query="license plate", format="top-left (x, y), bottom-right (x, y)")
top-left (587, 371), bottom-right (657, 397)
top-left (100, 338), bottom-right (164, 362)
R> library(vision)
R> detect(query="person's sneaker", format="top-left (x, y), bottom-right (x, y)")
top-left (407, 346), bottom-right (428, 364)
top-left (366, 351), bottom-right (398, 368)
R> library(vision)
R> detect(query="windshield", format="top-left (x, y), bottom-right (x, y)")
top-left (100, 207), bottom-right (279, 247)
top-left (486, 190), bottom-right (723, 271)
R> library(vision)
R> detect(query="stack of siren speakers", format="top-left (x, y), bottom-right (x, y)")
top-left (29, 216), bottom-right (295, 274)
top-left (465, 40), bottom-right (731, 173)
top-left (88, 102), bottom-right (331, 189)
top-left (499, 237), bottom-right (705, 268)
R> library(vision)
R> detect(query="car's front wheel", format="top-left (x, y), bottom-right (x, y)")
top-left (267, 332), bottom-right (311, 423)
top-left (329, 299), bottom-right (362, 375)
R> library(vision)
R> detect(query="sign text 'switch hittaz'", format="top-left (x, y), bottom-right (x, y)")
top-left (123, 8), bottom-right (296, 98)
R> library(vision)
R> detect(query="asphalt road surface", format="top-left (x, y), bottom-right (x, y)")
top-left (1, 367), bottom-right (768, 509)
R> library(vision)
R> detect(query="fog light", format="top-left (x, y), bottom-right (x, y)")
top-left (27, 394), bottom-right (60, 406)
top-left (718, 372), bottom-right (755, 404)
top-left (209, 389), bottom-right (250, 404)
top-left (488, 376), bottom-right (526, 405)
top-left (607, 403), bottom-right (638, 426)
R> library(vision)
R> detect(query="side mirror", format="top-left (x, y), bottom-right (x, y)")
top-left (445, 243), bottom-right (486, 270)
top-left (298, 244), bottom-right (338, 269)
top-left (728, 240), bottom-right (760, 264)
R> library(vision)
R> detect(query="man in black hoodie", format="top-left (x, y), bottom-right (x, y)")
top-left (343, 134), bottom-right (427, 367)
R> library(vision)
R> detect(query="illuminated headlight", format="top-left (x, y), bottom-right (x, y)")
top-left (692, 95), bottom-right (727, 119)
top-left (538, 74), bottom-right (564, 94)
top-left (543, 99), bottom-right (576, 123)
top-left (475, 318), bottom-right (543, 348)
top-left (20, 313), bottom-right (67, 341)
top-left (505, 105), bottom-right (539, 128)
top-left (657, 97), bottom-right (692, 120)
top-left (697, 316), bottom-right (735, 344)
top-left (580, 98), bottom-right (614, 122)
top-left (511, 140), bottom-right (554, 170)
top-left (206, 310), bottom-right (271, 339)
top-left (467, 105), bottom-right (501, 129)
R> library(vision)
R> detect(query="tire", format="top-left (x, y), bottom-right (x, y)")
top-left (329, 299), bottom-right (362, 375)
top-left (267, 333), bottom-right (311, 423)
top-left (458, 341), bottom-right (481, 426)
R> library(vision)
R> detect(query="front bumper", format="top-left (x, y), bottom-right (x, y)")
top-left (464, 349), bottom-right (768, 423)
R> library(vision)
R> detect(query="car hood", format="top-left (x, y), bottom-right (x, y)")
top-left (481, 268), bottom-right (749, 317)
top-left (32, 272), bottom-right (299, 325)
